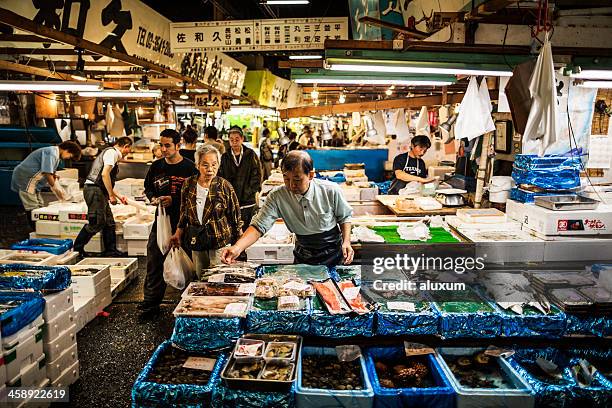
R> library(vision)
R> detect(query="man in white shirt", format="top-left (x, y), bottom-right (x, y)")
top-left (221, 150), bottom-right (354, 266)
top-left (74, 137), bottom-right (132, 257)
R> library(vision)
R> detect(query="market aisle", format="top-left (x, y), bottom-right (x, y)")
top-left (52, 259), bottom-right (182, 407)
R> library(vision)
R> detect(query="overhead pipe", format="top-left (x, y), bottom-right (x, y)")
top-left (556, 7), bottom-right (612, 17)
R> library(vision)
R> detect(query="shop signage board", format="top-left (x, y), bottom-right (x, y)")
top-left (4, 0), bottom-right (246, 96)
top-left (170, 17), bottom-right (348, 52)
top-left (243, 70), bottom-right (302, 109)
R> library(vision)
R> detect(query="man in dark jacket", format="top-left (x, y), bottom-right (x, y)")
top-left (218, 125), bottom-right (262, 229)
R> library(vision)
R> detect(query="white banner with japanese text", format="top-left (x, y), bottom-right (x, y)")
top-left (170, 17), bottom-right (348, 52)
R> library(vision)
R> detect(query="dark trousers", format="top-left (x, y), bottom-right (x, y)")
top-left (240, 206), bottom-right (255, 231)
top-left (143, 221), bottom-right (167, 309)
top-left (74, 185), bottom-right (117, 254)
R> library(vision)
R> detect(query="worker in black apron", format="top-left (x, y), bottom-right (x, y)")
top-left (220, 151), bottom-right (354, 267)
top-left (388, 135), bottom-right (436, 194)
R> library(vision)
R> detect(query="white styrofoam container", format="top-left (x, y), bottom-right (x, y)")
top-left (56, 168), bottom-right (79, 180)
top-left (73, 296), bottom-right (96, 332)
top-left (8, 353), bottom-right (46, 388)
top-left (60, 221), bottom-right (88, 236)
top-left (111, 276), bottom-right (128, 299)
top-left (458, 228), bottom-right (545, 263)
top-left (35, 220), bottom-right (62, 236)
top-left (50, 360), bottom-right (79, 388)
top-left (360, 187), bottom-right (379, 201)
top-left (52, 250), bottom-right (79, 266)
top-left (2, 328), bottom-right (44, 383)
top-left (15, 379), bottom-right (51, 408)
top-left (93, 293), bottom-right (112, 312)
top-left (114, 178), bottom-right (145, 197)
top-left (0, 251), bottom-right (56, 266)
top-left (46, 342), bottom-right (78, 381)
top-left (57, 202), bottom-right (88, 223)
top-left (127, 238), bottom-right (148, 256)
top-left (44, 324), bottom-right (77, 362)
top-left (520, 203), bottom-right (612, 236)
top-left (116, 233), bottom-right (128, 252)
top-left (43, 288), bottom-right (74, 321)
top-left (246, 232), bottom-right (295, 263)
top-left (123, 215), bottom-right (155, 239)
top-left (43, 307), bottom-right (75, 343)
top-left (2, 315), bottom-right (44, 350)
top-left (31, 204), bottom-right (63, 222)
top-left (456, 208), bottom-right (507, 224)
top-left (341, 187), bottom-right (361, 202)
top-left (76, 257), bottom-right (138, 280)
top-left (446, 216), bottom-right (524, 233)
top-left (543, 236), bottom-right (612, 262)
top-left (69, 264), bottom-right (111, 297)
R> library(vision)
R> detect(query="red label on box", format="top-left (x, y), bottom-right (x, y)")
top-left (585, 219), bottom-right (606, 230)
top-left (557, 220), bottom-right (568, 231)
top-left (69, 214), bottom-right (87, 220)
top-left (38, 214), bottom-right (59, 221)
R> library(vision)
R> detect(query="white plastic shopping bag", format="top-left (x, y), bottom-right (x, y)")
top-left (163, 247), bottom-right (194, 290)
top-left (455, 76), bottom-right (495, 141)
top-left (156, 204), bottom-right (172, 255)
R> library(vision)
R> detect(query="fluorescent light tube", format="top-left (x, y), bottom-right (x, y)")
top-left (0, 80), bottom-right (101, 92)
top-left (289, 55), bottom-right (322, 60)
top-left (78, 89), bottom-right (162, 98)
top-left (329, 63), bottom-right (513, 77)
top-left (175, 107), bottom-right (202, 113)
top-left (576, 80), bottom-right (612, 89)
top-left (265, 0), bottom-right (309, 4)
top-left (571, 70), bottom-right (612, 80)
top-left (294, 78), bottom-right (454, 86)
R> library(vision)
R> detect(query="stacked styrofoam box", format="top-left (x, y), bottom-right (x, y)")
top-left (2, 313), bottom-right (46, 389)
top-left (69, 264), bottom-right (112, 317)
top-left (246, 223), bottom-right (295, 264)
top-left (76, 257), bottom-right (138, 281)
top-left (123, 214), bottom-right (155, 256)
top-left (0, 251), bottom-right (57, 266)
top-left (114, 178), bottom-right (145, 198)
top-left (43, 288), bottom-right (79, 387)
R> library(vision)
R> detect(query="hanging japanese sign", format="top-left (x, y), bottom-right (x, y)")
top-left (5, 0), bottom-right (247, 96)
top-left (170, 17), bottom-right (348, 52)
top-left (242, 70), bottom-right (302, 110)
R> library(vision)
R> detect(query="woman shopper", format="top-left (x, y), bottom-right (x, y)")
top-left (259, 128), bottom-right (274, 181)
top-left (170, 145), bottom-right (243, 279)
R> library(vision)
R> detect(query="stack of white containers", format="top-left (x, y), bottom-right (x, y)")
top-left (0, 306), bottom-right (48, 398)
top-left (114, 178), bottom-right (152, 256)
top-left (246, 223), bottom-right (295, 264)
top-left (76, 257), bottom-right (138, 304)
top-left (68, 264), bottom-right (112, 331)
top-left (42, 289), bottom-right (79, 388)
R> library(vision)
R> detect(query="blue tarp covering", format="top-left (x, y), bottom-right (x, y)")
top-left (0, 290), bottom-right (44, 337)
top-left (565, 314), bottom-right (606, 338)
top-left (365, 346), bottom-right (455, 408)
top-left (0, 264), bottom-right (71, 292)
top-left (246, 298), bottom-right (311, 335)
top-left (509, 188), bottom-right (574, 203)
top-left (512, 154), bottom-right (581, 190)
top-left (305, 148), bottom-right (388, 181)
top-left (11, 238), bottom-right (73, 255)
top-left (131, 340), bottom-right (227, 408)
top-left (171, 317), bottom-right (243, 352)
top-left (309, 297), bottom-right (374, 338)
top-left (212, 383), bottom-right (295, 408)
top-left (498, 306), bottom-right (567, 338)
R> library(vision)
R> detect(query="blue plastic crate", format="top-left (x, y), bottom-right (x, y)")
top-left (0, 290), bottom-right (45, 337)
top-left (131, 340), bottom-right (227, 408)
top-left (171, 316), bottom-right (244, 352)
top-left (497, 304), bottom-right (567, 339)
top-left (296, 346), bottom-right (374, 408)
top-left (437, 347), bottom-right (534, 408)
top-left (365, 346), bottom-right (455, 408)
top-left (0, 264), bottom-right (71, 292)
top-left (246, 298), bottom-right (311, 335)
top-left (212, 382), bottom-right (295, 408)
top-left (11, 238), bottom-right (73, 255)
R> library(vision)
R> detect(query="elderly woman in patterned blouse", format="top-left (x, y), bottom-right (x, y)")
top-left (170, 145), bottom-right (242, 279)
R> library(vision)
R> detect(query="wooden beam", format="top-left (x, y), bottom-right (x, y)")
top-left (0, 7), bottom-right (233, 97)
top-left (0, 60), bottom-right (121, 88)
top-left (467, 0), bottom-right (519, 20)
top-left (278, 60), bottom-right (324, 69)
top-left (358, 16), bottom-right (429, 39)
top-left (0, 47), bottom-right (96, 56)
top-left (28, 61), bottom-right (134, 68)
top-left (0, 34), bottom-right (58, 43)
top-left (279, 93), bottom-right (466, 119)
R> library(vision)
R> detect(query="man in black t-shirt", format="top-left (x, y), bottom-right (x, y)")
top-left (140, 129), bottom-right (197, 320)
top-left (388, 135), bottom-right (436, 194)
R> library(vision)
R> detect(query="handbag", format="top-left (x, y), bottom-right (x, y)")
top-left (186, 222), bottom-right (216, 251)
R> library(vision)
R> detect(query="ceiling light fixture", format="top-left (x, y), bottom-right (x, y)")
top-left (310, 88), bottom-right (319, 100)
top-left (265, 0), bottom-right (309, 4)
top-left (570, 69), bottom-right (612, 80)
top-left (385, 88), bottom-right (393, 96)
top-left (338, 93), bottom-right (346, 103)
top-left (289, 55), bottom-right (322, 60)
top-left (77, 89), bottom-right (162, 98)
top-left (328, 63), bottom-right (513, 77)
top-left (576, 80), bottom-right (612, 89)
top-left (295, 78), bottom-right (453, 86)
top-left (0, 80), bottom-right (101, 92)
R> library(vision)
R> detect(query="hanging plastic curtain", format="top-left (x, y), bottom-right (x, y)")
top-left (522, 33), bottom-right (556, 156)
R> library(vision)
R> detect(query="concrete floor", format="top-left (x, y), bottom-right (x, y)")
top-left (0, 206), bottom-right (182, 407)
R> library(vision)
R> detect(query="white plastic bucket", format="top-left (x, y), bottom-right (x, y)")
top-left (489, 176), bottom-right (514, 203)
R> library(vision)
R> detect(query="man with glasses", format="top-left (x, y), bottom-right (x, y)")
top-left (139, 129), bottom-right (197, 320)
